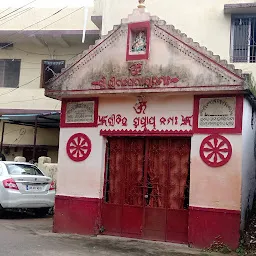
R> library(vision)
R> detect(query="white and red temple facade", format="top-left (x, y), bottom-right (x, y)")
top-left (45, 7), bottom-right (256, 249)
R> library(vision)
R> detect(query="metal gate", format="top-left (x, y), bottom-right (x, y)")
top-left (101, 137), bottom-right (191, 243)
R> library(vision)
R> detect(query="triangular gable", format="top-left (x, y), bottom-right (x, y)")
top-left (45, 8), bottom-right (245, 99)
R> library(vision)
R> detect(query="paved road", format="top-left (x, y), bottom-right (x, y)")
top-left (0, 211), bottom-right (202, 256)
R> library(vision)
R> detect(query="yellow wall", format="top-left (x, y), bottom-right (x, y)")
top-left (0, 43), bottom-right (88, 111)
top-left (0, 6), bottom-right (98, 150)
top-left (0, 123), bottom-right (59, 146)
top-left (0, 122), bottom-right (59, 162)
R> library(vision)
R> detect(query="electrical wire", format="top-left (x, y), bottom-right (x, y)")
top-left (0, 6), bottom-right (82, 50)
top-left (13, 47), bottom-right (80, 56)
top-left (0, 7), bottom-right (67, 49)
top-left (0, 8), bottom-right (11, 17)
top-left (3, 46), bottom-right (79, 64)
top-left (0, 75), bottom-right (40, 97)
top-left (0, 97), bottom-right (45, 104)
top-left (0, 8), bottom-right (34, 27)
top-left (0, 0), bottom-right (36, 20)
top-left (0, 7), bottom-right (85, 100)
top-left (0, 48), bottom-right (81, 99)
top-left (0, 7), bottom-right (32, 22)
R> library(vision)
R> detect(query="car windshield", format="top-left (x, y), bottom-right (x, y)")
top-left (5, 164), bottom-right (44, 176)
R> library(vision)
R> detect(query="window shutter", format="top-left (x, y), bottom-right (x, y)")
top-left (4, 60), bottom-right (21, 88)
top-left (232, 18), bottom-right (250, 62)
top-left (42, 60), bottom-right (65, 87)
top-left (0, 60), bottom-right (5, 87)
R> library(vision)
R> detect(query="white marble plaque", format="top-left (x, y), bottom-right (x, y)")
top-left (198, 97), bottom-right (236, 128)
top-left (66, 101), bottom-right (95, 124)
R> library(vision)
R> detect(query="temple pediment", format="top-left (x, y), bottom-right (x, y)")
top-left (45, 8), bottom-right (245, 99)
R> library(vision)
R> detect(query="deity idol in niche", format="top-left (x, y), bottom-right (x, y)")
top-left (131, 31), bottom-right (147, 53)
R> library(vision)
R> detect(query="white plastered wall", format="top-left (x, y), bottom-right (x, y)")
top-left (57, 94), bottom-right (243, 209)
top-left (56, 94), bottom-right (194, 198)
top-left (190, 134), bottom-right (242, 211)
top-left (101, 0), bottom-right (256, 80)
top-left (241, 98), bottom-right (256, 229)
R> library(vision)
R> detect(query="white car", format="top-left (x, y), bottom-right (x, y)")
top-left (0, 161), bottom-right (55, 217)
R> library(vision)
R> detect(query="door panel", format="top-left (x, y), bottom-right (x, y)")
top-left (103, 137), bottom-right (144, 237)
top-left (166, 138), bottom-right (191, 243)
top-left (121, 205), bottom-right (143, 237)
top-left (167, 138), bottom-right (191, 210)
top-left (146, 138), bottom-right (169, 208)
top-left (101, 203), bottom-right (122, 235)
top-left (143, 138), bottom-right (169, 239)
top-left (102, 137), bottom-right (191, 243)
top-left (121, 138), bottom-right (144, 237)
top-left (123, 138), bottom-right (144, 207)
top-left (102, 138), bottom-right (124, 235)
top-left (105, 138), bottom-right (124, 205)
top-left (166, 209), bottom-right (188, 243)
top-left (144, 207), bottom-right (166, 240)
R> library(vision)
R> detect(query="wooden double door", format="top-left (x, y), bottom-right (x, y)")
top-left (101, 137), bottom-right (191, 243)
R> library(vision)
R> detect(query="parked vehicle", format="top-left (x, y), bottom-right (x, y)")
top-left (0, 161), bottom-right (55, 217)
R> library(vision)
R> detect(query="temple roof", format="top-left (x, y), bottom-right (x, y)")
top-left (45, 8), bottom-right (247, 100)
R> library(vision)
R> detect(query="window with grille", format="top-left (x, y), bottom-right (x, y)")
top-left (41, 60), bottom-right (65, 88)
top-left (0, 59), bottom-right (21, 88)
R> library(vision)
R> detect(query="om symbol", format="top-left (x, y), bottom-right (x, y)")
top-left (133, 96), bottom-right (147, 115)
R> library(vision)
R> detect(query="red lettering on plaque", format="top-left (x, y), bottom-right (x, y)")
top-left (129, 63), bottom-right (143, 76)
top-left (133, 116), bottom-right (156, 130)
top-left (98, 114), bottom-right (128, 127)
top-left (181, 115), bottom-right (193, 127)
top-left (167, 116), bottom-right (178, 125)
top-left (91, 63), bottom-right (179, 89)
top-left (133, 97), bottom-right (147, 114)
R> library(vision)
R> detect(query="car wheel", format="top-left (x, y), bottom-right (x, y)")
top-left (48, 207), bottom-right (54, 216)
top-left (0, 207), bottom-right (5, 218)
top-left (34, 208), bottom-right (50, 218)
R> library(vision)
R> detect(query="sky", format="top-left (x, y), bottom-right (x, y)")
top-left (0, 0), bottom-right (94, 8)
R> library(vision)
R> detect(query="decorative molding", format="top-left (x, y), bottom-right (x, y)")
top-left (193, 95), bottom-right (243, 134)
top-left (45, 9), bottom-right (245, 99)
top-left (100, 129), bottom-right (193, 137)
top-left (153, 24), bottom-right (242, 83)
top-left (47, 25), bottom-right (124, 89)
top-left (66, 133), bottom-right (92, 162)
top-left (60, 98), bottom-right (98, 128)
top-left (126, 21), bottom-right (150, 61)
top-left (46, 86), bottom-right (244, 99)
top-left (199, 134), bottom-right (232, 167)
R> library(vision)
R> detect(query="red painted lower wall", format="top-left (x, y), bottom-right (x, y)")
top-left (188, 206), bottom-right (241, 250)
top-left (53, 196), bottom-right (241, 249)
top-left (53, 195), bottom-right (100, 235)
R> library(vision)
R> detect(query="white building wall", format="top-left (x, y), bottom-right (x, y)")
top-left (241, 98), bottom-right (256, 229)
top-left (57, 94), bottom-right (243, 214)
top-left (101, 0), bottom-right (256, 78)
top-left (190, 134), bottom-right (242, 211)
top-left (56, 94), bottom-right (194, 198)
top-left (57, 127), bottom-right (105, 198)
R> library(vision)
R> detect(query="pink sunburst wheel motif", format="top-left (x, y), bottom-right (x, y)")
top-left (200, 134), bottom-right (232, 167)
top-left (66, 133), bottom-right (92, 162)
